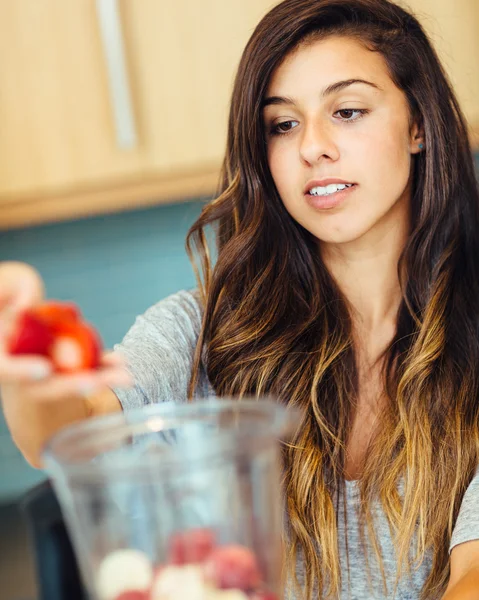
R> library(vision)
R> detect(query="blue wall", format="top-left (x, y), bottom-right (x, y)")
top-left (0, 199), bottom-right (205, 503)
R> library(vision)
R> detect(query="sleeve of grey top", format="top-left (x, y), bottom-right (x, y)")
top-left (111, 289), bottom-right (204, 411)
top-left (449, 465), bottom-right (479, 552)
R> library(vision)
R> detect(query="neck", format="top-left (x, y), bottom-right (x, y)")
top-left (320, 211), bottom-right (409, 340)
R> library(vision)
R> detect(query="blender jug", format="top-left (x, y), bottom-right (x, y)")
top-left (42, 398), bottom-right (297, 600)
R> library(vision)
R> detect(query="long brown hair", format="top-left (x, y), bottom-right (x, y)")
top-left (186, 0), bottom-right (479, 597)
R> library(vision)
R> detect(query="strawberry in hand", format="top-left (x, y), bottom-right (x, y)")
top-left (8, 311), bottom-right (53, 356)
top-left (33, 301), bottom-right (80, 324)
top-left (49, 320), bottom-right (102, 373)
top-left (8, 300), bottom-right (103, 373)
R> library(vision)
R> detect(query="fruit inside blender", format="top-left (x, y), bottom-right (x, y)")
top-left (96, 527), bottom-right (279, 600)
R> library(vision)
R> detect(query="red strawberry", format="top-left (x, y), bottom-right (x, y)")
top-left (168, 528), bottom-right (216, 565)
top-left (7, 311), bottom-right (53, 356)
top-left (8, 300), bottom-right (103, 372)
top-left (251, 593), bottom-right (279, 600)
top-left (32, 301), bottom-right (81, 324)
top-left (204, 545), bottom-right (262, 591)
top-left (115, 592), bottom-right (150, 600)
top-left (49, 320), bottom-right (102, 372)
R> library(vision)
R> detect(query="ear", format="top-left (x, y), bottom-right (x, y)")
top-left (409, 119), bottom-right (425, 155)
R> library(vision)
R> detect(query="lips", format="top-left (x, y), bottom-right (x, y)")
top-left (303, 178), bottom-right (355, 195)
top-left (304, 182), bottom-right (357, 210)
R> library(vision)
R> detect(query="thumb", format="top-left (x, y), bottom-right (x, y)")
top-left (0, 262), bottom-right (45, 315)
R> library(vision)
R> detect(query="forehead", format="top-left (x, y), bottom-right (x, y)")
top-left (266, 35), bottom-right (393, 95)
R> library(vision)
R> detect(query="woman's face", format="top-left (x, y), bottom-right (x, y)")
top-left (263, 36), bottom-right (423, 248)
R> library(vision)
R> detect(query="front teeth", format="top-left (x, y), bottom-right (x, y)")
top-left (309, 183), bottom-right (353, 197)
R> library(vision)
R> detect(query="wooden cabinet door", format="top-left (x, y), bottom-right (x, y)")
top-left (0, 1), bottom-right (147, 198)
top-left (120, 0), bottom-right (273, 173)
top-left (0, 0), bottom-right (275, 228)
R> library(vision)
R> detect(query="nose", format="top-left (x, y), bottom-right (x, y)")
top-left (299, 119), bottom-right (340, 165)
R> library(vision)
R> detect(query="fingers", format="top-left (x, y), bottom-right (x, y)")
top-left (0, 264), bottom-right (131, 392)
top-left (21, 368), bottom-right (133, 403)
top-left (0, 262), bottom-right (44, 313)
top-left (4, 363), bottom-right (133, 405)
top-left (0, 353), bottom-right (53, 383)
top-left (0, 263), bottom-right (44, 350)
top-left (0, 348), bottom-right (132, 397)
top-left (101, 350), bottom-right (129, 367)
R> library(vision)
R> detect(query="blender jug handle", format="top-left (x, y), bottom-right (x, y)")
top-left (21, 480), bottom-right (87, 600)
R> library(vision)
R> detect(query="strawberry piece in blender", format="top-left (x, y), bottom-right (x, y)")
top-left (50, 320), bottom-right (102, 372)
top-left (115, 592), bottom-right (150, 600)
top-left (204, 545), bottom-right (262, 591)
top-left (168, 528), bottom-right (216, 565)
top-left (7, 311), bottom-right (53, 356)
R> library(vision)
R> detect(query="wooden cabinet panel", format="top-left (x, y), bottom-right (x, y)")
top-left (0, 1), bottom-right (274, 207)
top-left (121, 0), bottom-right (272, 172)
top-left (0, 1), bottom-right (145, 197)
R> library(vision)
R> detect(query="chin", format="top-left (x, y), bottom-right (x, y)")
top-left (311, 226), bottom-right (371, 246)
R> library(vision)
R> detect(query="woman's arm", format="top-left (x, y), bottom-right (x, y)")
top-left (442, 541), bottom-right (479, 599)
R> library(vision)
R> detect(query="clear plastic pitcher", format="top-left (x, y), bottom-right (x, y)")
top-left (42, 398), bottom-right (297, 600)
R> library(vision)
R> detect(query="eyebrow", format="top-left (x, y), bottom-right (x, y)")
top-left (261, 78), bottom-right (381, 108)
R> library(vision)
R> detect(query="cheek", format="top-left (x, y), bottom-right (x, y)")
top-left (351, 120), bottom-right (411, 192)
top-left (268, 146), bottom-right (295, 193)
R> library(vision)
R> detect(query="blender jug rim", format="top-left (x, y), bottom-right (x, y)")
top-left (41, 397), bottom-right (300, 478)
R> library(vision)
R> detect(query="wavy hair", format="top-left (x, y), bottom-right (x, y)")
top-left (186, 0), bottom-right (479, 597)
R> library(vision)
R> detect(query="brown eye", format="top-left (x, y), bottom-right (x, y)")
top-left (338, 109), bottom-right (355, 119)
top-left (269, 120), bottom-right (299, 136)
top-left (334, 109), bottom-right (369, 123)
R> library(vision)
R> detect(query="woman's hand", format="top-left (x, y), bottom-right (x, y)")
top-left (0, 261), bottom-right (132, 467)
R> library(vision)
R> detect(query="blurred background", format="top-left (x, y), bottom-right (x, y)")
top-left (0, 0), bottom-right (478, 598)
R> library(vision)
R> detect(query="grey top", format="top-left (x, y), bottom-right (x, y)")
top-left (113, 289), bottom-right (479, 599)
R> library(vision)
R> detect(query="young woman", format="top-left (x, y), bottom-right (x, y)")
top-left (2, 0), bottom-right (479, 598)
